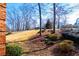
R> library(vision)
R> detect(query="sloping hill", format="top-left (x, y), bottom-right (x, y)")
top-left (6, 30), bottom-right (39, 43)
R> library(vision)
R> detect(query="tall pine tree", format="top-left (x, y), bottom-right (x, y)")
top-left (45, 19), bottom-right (52, 29)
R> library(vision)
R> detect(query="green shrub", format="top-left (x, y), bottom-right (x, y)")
top-left (6, 43), bottom-right (22, 56)
top-left (62, 40), bottom-right (74, 46)
top-left (46, 34), bottom-right (63, 40)
top-left (52, 40), bottom-right (75, 56)
top-left (37, 30), bottom-right (45, 33)
top-left (58, 41), bottom-right (74, 51)
top-left (44, 34), bottom-right (62, 45)
top-left (46, 34), bottom-right (57, 40)
top-left (44, 38), bottom-right (54, 45)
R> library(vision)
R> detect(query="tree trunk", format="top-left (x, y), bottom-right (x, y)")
top-left (57, 15), bottom-right (60, 29)
top-left (38, 3), bottom-right (42, 36)
top-left (53, 3), bottom-right (56, 33)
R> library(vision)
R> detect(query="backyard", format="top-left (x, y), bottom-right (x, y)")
top-left (6, 29), bottom-right (79, 56)
top-left (6, 3), bottom-right (79, 56)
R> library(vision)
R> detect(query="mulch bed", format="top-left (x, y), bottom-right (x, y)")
top-left (15, 36), bottom-right (54, 56)
top-left (10, 35), bottom-right (79, 56)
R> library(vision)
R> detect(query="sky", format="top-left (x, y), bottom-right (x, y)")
top-left (67, 10), bottom-right (79, 24)
top-left (6, 3), bottom-right (79, 26)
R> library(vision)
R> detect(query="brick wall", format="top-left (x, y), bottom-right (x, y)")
top-left (0, 3), bottom-right (6, 56)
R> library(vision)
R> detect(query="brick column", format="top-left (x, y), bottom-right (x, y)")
top-left (0, 3), bottom-right (6, 56)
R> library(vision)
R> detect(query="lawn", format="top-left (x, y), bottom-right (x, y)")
top-left (6, 30), bottom-right (39, 43)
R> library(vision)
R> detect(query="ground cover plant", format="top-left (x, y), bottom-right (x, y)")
top-left (6, 43), bottom-right (22, 56)
top-left (51, 40), bottom-right (76, 56)
top-left (43, 33), bottom-right (62, 45)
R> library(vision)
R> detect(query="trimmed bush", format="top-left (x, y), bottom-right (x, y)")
top-left (46, 34), bottom-right (62, 40)
top-left (6, 43), bottom-right (22, 56)
top-left (44, 38), bottom-right (54, 45)
top-left (44, 34), bottom-right (62, 45)
top-left (46, 34), bottom-right (57, 40)
top-left (62, 40), bottom-right (74, 46)
top-left (37, 30), bottom-right (45, 34)
top-left (52, 40), bottom-right (75, 56)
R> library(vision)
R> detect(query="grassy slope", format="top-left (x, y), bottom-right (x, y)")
top-left (6, 30), bottom-right (39, 43)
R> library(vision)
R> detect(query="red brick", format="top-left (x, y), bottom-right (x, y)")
top-left (0, 3), bottom-right (6, 56)
top-left (0, 45), bottom-right (5, 56)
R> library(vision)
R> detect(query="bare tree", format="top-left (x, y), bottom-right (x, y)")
top-left (20, 3), bottom-right (36, 30)
top-left (53, 3), bottom-right (56, 33)
top-left (38, 3), bottom-right (42, 36)
top-left (7, 7), bottom-right (22, 32)
top-left (7, 9), bottom-right (15, 32)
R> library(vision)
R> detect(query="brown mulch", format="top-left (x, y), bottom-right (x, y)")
top-left (14, 36), bottom-right (53, 56)
top-left (17, 38), bottom-right (79, 56)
